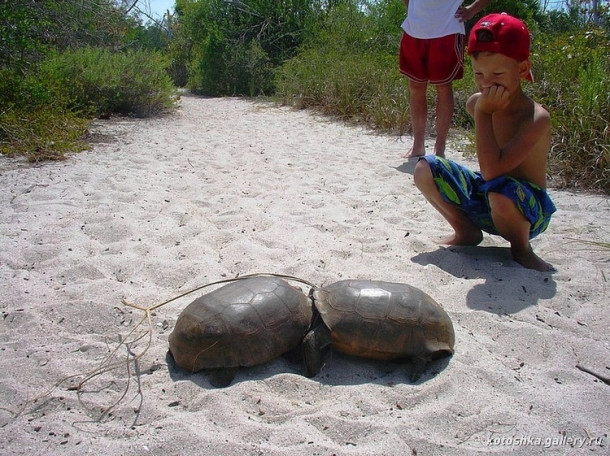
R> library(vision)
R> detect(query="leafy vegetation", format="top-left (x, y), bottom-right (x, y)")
top-left (41, 47), bottom-right (175, 118)
top-left (0, 0), bottom-right (177, 161)
top-left (172, 0), bottom-right (332, 95)
top-left (0, 0), bottom-right (607, 192)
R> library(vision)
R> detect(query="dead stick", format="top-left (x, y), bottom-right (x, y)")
top-left (576, 364), bottom-right (610, 385)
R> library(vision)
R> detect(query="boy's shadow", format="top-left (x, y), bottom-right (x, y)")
top-left (411, 245), bottom-right (557, 313)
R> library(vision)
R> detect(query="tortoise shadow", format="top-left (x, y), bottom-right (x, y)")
top-left (166, 350), bottom-right (452, 388)
top-left (411, 245), bottom-right (557, 314)
top-left (305, 352), bottom-right (453, 387)
top-left (166, 350), bottom-right (314, 388)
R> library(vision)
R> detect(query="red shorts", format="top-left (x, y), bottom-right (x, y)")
top-left (399, 32), bottom-right (465, 85)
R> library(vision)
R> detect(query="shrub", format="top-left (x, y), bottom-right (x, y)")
top-left (276, 48), bottom-right (410, 134)
top-left (1, 47), bottom-right (177, 162)
top-left (189, 29), bottom-right (273, 96)
top-left (0, 106), bottom-right (90, 162)
top-left (41, 47), bottom-right (176, 117)
top-left (0, 69), bottom-right (90, 161)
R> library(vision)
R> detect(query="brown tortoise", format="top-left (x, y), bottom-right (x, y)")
top-left (302, 279), bottom-right (455, 381)
top-left (168, 276), bottom-right (312, 387)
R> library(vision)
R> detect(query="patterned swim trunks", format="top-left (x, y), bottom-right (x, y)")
top-left (420, 155), bottom-right (557, 239)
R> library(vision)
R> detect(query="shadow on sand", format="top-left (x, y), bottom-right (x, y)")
top-left (412, 245), bottom-right (557, 314)
top-left (166, 349), bottom-right (453, 389)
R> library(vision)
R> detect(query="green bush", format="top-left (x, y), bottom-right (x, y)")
top-left (188, 29), bottom-right (273, 96)
top-left (275, 49), bottom-right (409, 134)
top-left (1, 47), bottom-right (177, 162)
top-left (0, 69), bottom-right (90, 161)
top-left (174, 0), bottom-right (321, 96)
top-left (275, 2), bottom-right (410, 133)
top-left (41, 47), bottom-right (176, 117)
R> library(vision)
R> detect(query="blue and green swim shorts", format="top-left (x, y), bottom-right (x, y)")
top-left (420, 155), bottom-right (557, 239)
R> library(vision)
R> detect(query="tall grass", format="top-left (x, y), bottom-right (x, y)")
top-left (531, 30), bottom-right (609, 191)
top-left (276, 49), bottom-right (410, 133)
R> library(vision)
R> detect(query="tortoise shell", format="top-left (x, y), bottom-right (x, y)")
top-left (168, 276), bottom-right (312, 386)
top-left (312, 279), bottom-right (455, 361)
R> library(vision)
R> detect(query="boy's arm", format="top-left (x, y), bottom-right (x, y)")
top-left (456, 0), bottom-right (492, 22)
top-left (472, 88), bottom-right (551, 180)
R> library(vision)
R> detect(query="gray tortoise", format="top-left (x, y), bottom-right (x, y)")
top-left (302, 279), bottom-right (455, 381)
top-left (168, 275), bottom-right (312, 387)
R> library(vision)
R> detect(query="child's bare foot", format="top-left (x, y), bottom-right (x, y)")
top-left (511, 246), bottom-right (556, 272)
top-left (437, 230), bottom-right (483, 246)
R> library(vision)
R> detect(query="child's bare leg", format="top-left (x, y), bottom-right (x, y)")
top-left (433, 83), bottom-right (454, 157)
top-left (488, 193), bottom-right (555, 272)
top-left (413, 160), bottom-right (483, 245)
top-left (403, 81), bottom-right (428, 158)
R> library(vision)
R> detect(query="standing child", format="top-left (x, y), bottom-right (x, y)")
top-left (400, 0), bottom-right (491, 157)
top-left (413, 13), bottom-right (557, 271)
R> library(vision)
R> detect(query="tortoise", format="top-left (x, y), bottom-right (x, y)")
top-left (303, 279), bottom-right (455, 381)
top-left (168, 276), bottom-right (312, 387)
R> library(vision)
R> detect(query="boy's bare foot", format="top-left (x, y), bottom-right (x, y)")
top-left (437, 230), bottom-right (483, 246)
top-left (511, 246), bottom-right (556, 272)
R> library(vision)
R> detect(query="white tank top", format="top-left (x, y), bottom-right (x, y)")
top-left (401, 0), bottom-right (466, 39)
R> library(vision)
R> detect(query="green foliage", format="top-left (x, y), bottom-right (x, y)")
top-left (1, 1), bottom-right (178, 162)
top-left (40, 47), bottom-right (175, 118)
top-left (0, 69), bottom-right (90, 161)
top-left (1, 45), bottom-right (176, 161)
top-left (0, 0), bottom-right (134, 72)
top-left (174, 0), bottom-right (332, 95)
top-left (532, 30), bottom-right (610, 191)
top-left (478, 0), bottom-right (543, 24)
top-left (276, 0), bottom-right (408, 132)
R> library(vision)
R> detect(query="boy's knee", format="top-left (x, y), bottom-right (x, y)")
top-left (488, 192), bottom-right (517, 217)
top-left (413, 159), bottom-right (432, 189)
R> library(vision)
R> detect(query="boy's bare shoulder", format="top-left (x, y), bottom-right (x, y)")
top-left (466, 92), bottom-right (481, 116)
top-left (534, 99), bottom-right (550, 119)
top-left (530, 99), bottom-right (551, 131)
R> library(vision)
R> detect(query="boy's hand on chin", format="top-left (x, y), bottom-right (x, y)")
top-left (477, 85), bottom-right (510, 114)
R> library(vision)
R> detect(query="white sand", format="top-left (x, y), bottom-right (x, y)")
top-left (0, 95), bottom-right (608, 455)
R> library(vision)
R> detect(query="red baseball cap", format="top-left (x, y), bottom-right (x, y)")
top-left (468, 13), bottom-right (534, 81)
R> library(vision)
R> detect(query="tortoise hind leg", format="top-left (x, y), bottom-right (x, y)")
top-left (302, 324), bottom-right (332, 377)
top-left (208, 367), bottom-right (239, 387)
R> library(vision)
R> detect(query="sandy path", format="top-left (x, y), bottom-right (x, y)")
top-left (0, 95), bottom-right (608, 455)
